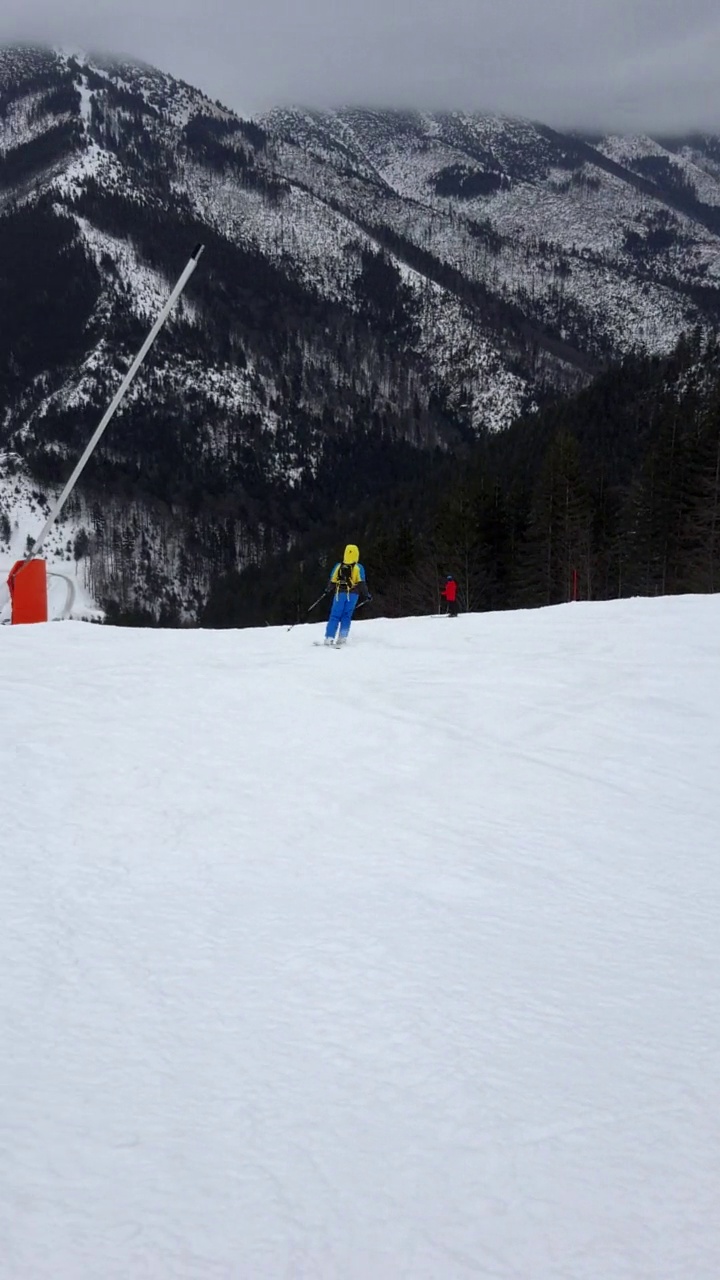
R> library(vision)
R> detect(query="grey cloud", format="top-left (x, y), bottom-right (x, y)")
top-left (2, 0), bottom-right (719, 131)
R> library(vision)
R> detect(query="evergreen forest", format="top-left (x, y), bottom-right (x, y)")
top-left (200, 329), bottom-right (720, 629)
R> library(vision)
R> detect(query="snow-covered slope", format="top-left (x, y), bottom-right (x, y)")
top-left (2, 598), bottom-right (719, 1278)
top-left (267, 109), bottom-right (720, 359)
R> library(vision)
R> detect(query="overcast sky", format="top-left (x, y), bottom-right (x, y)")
top-left (2, 0), bottom-right (719, 131)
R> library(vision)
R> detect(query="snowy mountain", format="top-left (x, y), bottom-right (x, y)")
top-left (3, 597), bottom-right (720, 1277)
top-left (1, 45), bottom-right (720, 619)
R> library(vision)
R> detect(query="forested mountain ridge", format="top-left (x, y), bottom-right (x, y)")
top-left (1, 44), bottom-right (719, 621)
top-left (206, 330), bottom-right (720, 629)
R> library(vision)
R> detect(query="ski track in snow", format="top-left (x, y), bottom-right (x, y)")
top-left (1, 599), bottom-right (720, 1278)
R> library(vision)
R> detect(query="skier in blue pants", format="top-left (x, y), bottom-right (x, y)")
top-left (324, 543), bottom-right (371, 646)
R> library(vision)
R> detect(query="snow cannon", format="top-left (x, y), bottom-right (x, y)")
top-left (7, 559), bottom-right (48, 625)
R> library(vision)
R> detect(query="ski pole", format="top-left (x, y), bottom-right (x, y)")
top-left (287, 591), bottom-right (328, 632)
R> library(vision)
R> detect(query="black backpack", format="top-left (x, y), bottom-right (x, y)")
top-left (336, 562), bottom-right (354, 590)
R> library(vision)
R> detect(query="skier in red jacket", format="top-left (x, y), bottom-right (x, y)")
top-left (441, 574), bottom-right (458, 617)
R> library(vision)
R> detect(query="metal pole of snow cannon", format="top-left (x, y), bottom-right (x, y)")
top-left (25, 243), bottom-right (205, 567)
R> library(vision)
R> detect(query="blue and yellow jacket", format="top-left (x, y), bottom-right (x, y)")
top-left (328, 544), bottom-right (367, 597)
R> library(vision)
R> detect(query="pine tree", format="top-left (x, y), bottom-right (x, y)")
top-left (433, 485), bottom-right (486, 612)
top-left (517, 430), bottom-right (594, 606)
top-left (681, 390), bottom-right (720, 592)
top-left (623, 407), bottom-right (689, 597)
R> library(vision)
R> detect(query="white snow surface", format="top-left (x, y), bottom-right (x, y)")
top-left (2, 597), bottom-right (720, 1279)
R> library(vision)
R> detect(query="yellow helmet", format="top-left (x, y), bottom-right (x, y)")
top-left (343, 544), bottom-right (359, 564)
